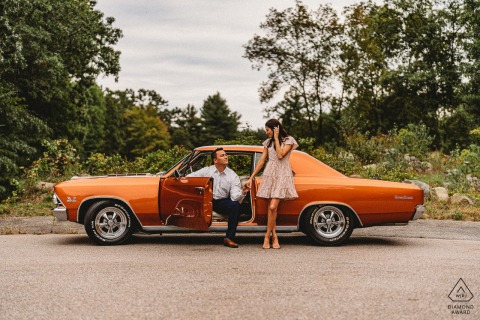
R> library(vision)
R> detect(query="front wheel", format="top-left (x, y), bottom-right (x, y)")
top-left (305, 205), bottom-right (354, 246)
top-left (84, 200), bottom-right (133, 246)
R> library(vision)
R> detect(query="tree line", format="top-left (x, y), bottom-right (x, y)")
top-left (244, 0), bottom-right (480, 151)
top-left (1, 0), bottom-right (480, 200)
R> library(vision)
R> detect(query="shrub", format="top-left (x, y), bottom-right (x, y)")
top-left (394, 123), bottom-right (434, 160)
top-left (310, 147), bottom-right (363, 176)
top-left (85, 153), bottom-right (128, 176)
top-left (27, 139), bottom-right (80, 182)
top-left (136, 146), bottom-right (190, 174)
top-left (344, 132), bottom-right (382, 165)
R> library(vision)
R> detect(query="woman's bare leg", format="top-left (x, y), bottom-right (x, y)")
top-left (265, 198), bottom-right (281, 249)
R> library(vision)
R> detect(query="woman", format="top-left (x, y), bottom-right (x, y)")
top-left (246, 119), bottom-right (298, 249)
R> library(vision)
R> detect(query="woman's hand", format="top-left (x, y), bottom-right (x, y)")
top-left (244, 178), bottom-right (253, 189)
top-left (273, 126), bottom-right (279, 139)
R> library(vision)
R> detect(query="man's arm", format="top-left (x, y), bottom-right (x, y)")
top-left (186, 166), bottom-right (209, 177)
top-left (230, 174), bottom-right (247, 202)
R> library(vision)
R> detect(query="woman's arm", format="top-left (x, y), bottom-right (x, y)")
top-left (245, 148), bottom-right (268, 188)
top-left (273, 127), bottom-right (293, 159)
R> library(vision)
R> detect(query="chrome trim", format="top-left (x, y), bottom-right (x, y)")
top-left (298, 202), bottom-right (363, 227)
top-left (53, 192), bottom-right (65, 207)
top-left (412, 204), bottom-right (425, 220)
top-left (141, 225), bottom-right (298, 233)
top-left (52, 208), bottom-right (67, 221)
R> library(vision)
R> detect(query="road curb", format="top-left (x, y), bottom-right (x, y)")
top-left (1, 216), bottom-right (479, 241)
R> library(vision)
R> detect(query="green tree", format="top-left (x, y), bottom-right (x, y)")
top-left (101, 89), bottom-right (129, 155)
top-left (244, 1), bottom-right (342, 144)
top-left (74, 85), bottom-right (107, 155)
top-left (339, 1), bottom-right (401, 135)
top-left (100, 88), bottom-right (171, 156)
top-left (170, 104), bottom-right (202, 148)
top-left (123, 105), bottom-right (171, 158)
top-left (199, 93), bottom-right (240, 145)
top-left (0, 0), bottom-right (122, 142)
top-left (0, 84), bottom-right (50, 199)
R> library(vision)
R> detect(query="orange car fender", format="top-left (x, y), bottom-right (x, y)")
top-left (77, 196), bottom-right (139, 225)
top-left (297, 201), bottom-right (363, 231)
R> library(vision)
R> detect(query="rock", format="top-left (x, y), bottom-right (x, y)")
top-left (451, 194), bottom-right (474, 206)
top-left (431, 187), bottom-right (449, 202)
top-left (404, 180), bottom-right (431, 198)
top-left (421, 161), bottom-right (433, 173)
top-left (35, 181), bottom-right (55, 191)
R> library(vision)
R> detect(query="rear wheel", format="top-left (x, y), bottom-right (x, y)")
top-left (84, 200), bottom-right (133, 246)
top-left (305, 205), bottom-right (354, 246)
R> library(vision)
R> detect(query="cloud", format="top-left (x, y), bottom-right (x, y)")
top-left (95, 0), bottom-right (373, 129)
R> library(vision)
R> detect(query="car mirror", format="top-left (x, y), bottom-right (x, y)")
top-left (174, 169), bottom-right (181, 180)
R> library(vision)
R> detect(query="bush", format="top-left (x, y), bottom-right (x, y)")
top-left (310, 147), bottom-right (363, 176)
top-left (344, 132), bottom-right (383, 165)
top-left (27, 139), bottom-right (80, 182)
top-left (394, 123), bottom-right (434, 160)
top-left (85, 153), bottom-right (128, 176)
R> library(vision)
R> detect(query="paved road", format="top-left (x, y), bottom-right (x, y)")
top-left (0, 220), bottom-right (479, 320)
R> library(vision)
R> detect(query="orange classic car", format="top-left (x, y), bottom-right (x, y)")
top-left (53, 145), bottom-right (425, 246)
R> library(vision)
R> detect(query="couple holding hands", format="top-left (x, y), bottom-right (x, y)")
top-left (187, 119), bottom-right (298, 249)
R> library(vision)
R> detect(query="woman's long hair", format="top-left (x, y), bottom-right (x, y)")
top-left (265, 119), bottom-right (288, 149)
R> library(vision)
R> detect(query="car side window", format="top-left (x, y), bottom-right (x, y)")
top-left (227, 153), bottom-right (253, 177)
top-left (253, 152), bottom-right (266, 176)
top-left (190, 153), bottom-right (212, 172)
top-left (183, 151), bottom-right (253, 177)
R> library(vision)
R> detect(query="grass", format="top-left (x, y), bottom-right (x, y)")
top-left (0, 190), bottom-right (53, 217)
top-left (423, 200), bottom-right (480, 221)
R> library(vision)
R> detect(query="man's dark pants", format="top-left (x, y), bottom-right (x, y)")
top-left (212, 198), bottom-right (240, 240)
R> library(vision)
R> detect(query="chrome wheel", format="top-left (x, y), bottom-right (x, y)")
top-left (312, 206), bottom-right (345, 238)
top-left (84, 200), bottom-right (133, 245)
top-left (94, 207), bottom-right (128, 240)
top-left (306, 205), bottom-right (354, 246)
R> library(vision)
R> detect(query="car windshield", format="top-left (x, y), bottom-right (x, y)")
top-left (159, 149), bottom-right (195, 176)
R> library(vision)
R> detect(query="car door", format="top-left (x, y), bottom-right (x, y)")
top-left (159, 176), bottom-right (213, 231)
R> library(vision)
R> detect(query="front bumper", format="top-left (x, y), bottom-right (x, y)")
top-left (412, 205), bottom-right (425, 220)
top-left (52, 208), bottom-right (67, 221)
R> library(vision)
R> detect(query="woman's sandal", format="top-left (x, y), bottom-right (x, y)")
top-left (272, 236), bottom-right (281, 249)
top-left (263, 236), bottom-right (271, 249)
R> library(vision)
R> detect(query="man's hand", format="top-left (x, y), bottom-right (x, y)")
top-left (242, 183), bottom-right (250, 195)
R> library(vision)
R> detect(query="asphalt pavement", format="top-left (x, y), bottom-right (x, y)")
top-left (1, 216), bottom-right (479, 242)
top-left (0, 220), bottom-right (479, 320)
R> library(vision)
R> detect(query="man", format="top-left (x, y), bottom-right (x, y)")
top-left (187, 147), bottom-right (249, 248)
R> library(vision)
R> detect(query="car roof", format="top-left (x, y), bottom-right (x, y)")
top-left (195, 145), bottom-right (264, 152)
top-left (194, 145), bottom-right (344, 177)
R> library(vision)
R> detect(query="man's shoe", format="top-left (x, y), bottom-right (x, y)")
top-left (223, 238), bottom-right (239, 248)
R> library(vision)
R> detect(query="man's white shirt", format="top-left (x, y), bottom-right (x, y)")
top-left (187, 165), bottom-right (245, 202)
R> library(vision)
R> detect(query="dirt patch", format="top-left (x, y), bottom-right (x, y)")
top-left (0, 216), bottom-right (84, 235)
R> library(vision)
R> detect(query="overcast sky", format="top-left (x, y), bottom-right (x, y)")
top-left (95, 1), bottom-right (374, 130)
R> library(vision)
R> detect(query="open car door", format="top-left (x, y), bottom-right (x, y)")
top-left (159, 176), bottom-right (213, 231)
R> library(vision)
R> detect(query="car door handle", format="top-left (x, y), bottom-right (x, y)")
top-left (195, 187), bottom-right (204, 195)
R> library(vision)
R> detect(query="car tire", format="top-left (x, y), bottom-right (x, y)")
top-left (305, 205), bottom-right (354, 246)
top-left (84, 200), bottom-right (133, 246)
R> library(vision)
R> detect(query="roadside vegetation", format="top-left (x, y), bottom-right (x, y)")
top-left (2, 125), bottom-right (480, 221)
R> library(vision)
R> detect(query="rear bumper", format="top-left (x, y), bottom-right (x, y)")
top-left (52, 208), bottom-right (67, 221)
top-left (412, 205), bottom-right (425, 220)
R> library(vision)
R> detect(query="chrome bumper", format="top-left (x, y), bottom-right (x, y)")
top-left (53, 208), bottom-right (67, 221)
top-left (412, 205), bottom-right (425, 220)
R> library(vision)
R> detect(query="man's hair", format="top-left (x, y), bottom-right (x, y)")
top-left (211, 147), bottom-right (224, 161)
